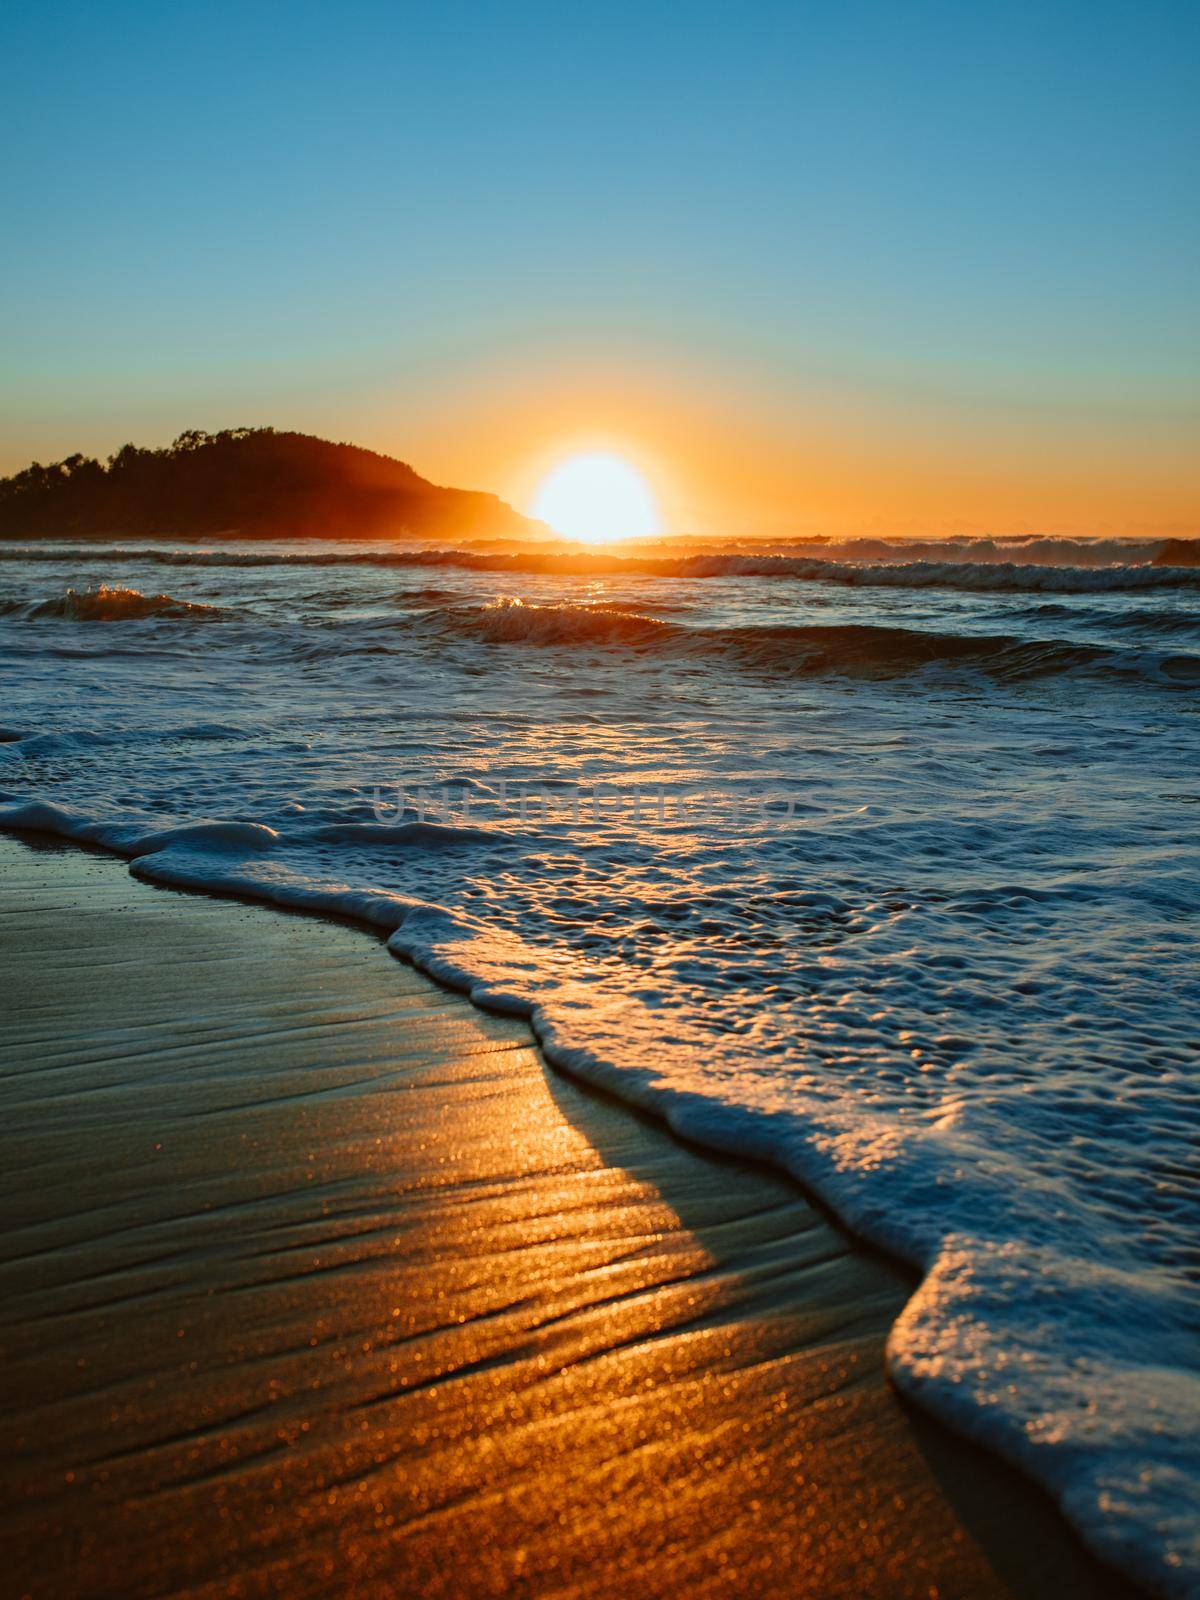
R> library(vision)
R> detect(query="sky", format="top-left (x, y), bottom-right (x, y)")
top-left (2, 0), bottom-right (1198, 538)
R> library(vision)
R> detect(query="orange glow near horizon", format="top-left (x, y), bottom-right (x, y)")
top-left (360, 352), bottom-right (1200, 545)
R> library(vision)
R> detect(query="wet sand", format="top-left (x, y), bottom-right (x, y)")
top-left (0, 833), bottom-right (1138, 1599)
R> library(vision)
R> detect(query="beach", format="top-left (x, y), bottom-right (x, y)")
top-left (6, 0), bottom-right (1199, 1588)
top-left (0, 832), bottom-right (1140, 1598)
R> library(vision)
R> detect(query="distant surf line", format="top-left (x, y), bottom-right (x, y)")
top-left (2, 541), bottom-right (1199, 595)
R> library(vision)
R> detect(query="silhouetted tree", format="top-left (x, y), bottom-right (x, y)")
top-left (0, 428), bottom-right (532, 541)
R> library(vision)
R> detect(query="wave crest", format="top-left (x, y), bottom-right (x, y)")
top-left (1, 584), bottom-right (224, 621)
top-left (471, 596), bottom-right (669, 648)
top-left (438, 601), bottom-right (1200, 687)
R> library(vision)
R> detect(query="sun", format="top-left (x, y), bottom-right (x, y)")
top-left (528, 451), bottom-right (662, 543)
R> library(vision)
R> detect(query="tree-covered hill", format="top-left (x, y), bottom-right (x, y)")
top-left (0, 428), bottom-right (540, 541)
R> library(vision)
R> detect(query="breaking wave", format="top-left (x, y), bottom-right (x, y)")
top-left (440, 598), bottom-right (1200, 687)
top-left (0, 584), bottom-right (225, 621)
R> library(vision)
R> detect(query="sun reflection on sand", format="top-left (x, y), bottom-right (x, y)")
top-left (0, 839), bottom-right (1127, 1599)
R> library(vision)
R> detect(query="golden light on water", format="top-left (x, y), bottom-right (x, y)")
top-left (528, 451), bottom-right (662, 544)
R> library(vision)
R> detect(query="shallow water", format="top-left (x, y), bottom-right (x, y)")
top-left (1, 534), bottom-right (1197, 1595)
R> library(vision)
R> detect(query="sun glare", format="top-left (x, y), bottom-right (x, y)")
top-left (528, 451), bottom-right (661, 543)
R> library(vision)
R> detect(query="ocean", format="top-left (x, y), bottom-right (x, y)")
top-left (1, 534), bottom-right (1197, 1595)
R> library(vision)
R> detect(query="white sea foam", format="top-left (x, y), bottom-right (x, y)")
top-left (0, 537), bottom-right (1197, 1595)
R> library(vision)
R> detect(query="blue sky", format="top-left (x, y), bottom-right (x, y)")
top-left (2, 0), bottom-right (1197, 533)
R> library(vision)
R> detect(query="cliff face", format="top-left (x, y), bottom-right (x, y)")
top-left (0, 428), bottom-right (540, 541)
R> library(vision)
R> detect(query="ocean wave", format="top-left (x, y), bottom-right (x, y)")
top-left (438, 598), bottom-right (1200, 687)
top-left (999, 601), bottom-right (1200, 635)
top-left (1083, 606), bottom-right (1200, 637)
top-left (3, 540), bottom-right (1200, 595)
top-left (5, 578), bottom-right (1195, 686)
top-left (0, 584), bottom-right (225, 621)
top-left (462, 596), bottom-right (669, 648)
top-left (820, 533), bottom-right (1171, 567)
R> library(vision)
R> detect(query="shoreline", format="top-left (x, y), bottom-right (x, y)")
top-left (0, 793), bottom-right (1188, 1598)
top-left (0, 829), bottom-right (1140, 1597)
